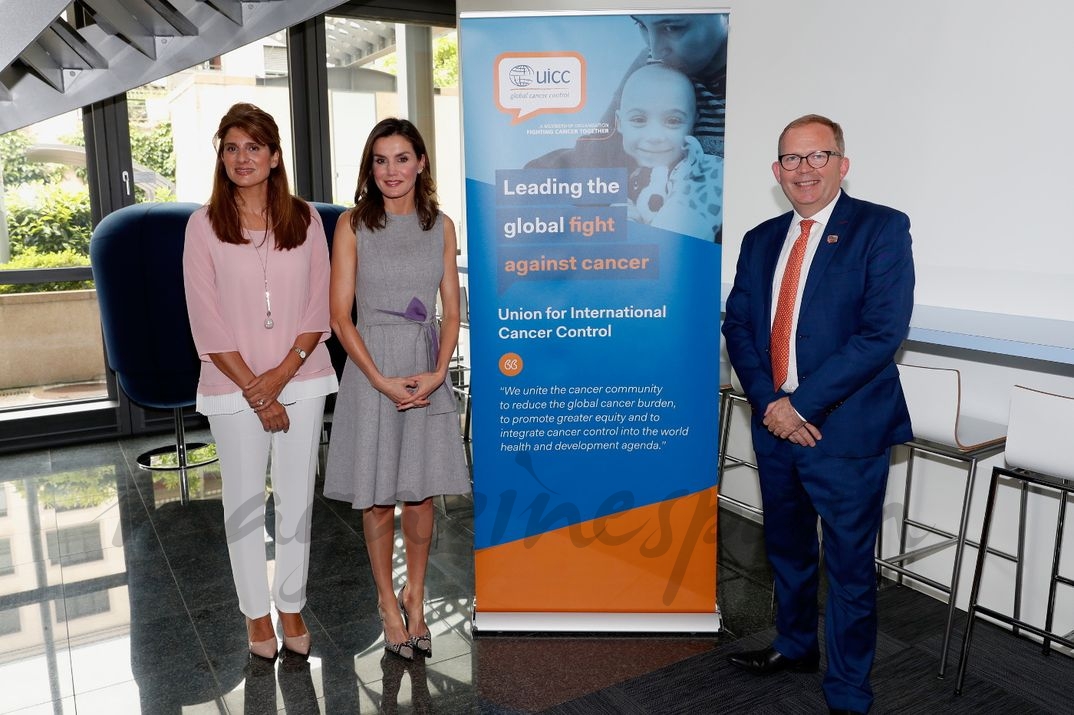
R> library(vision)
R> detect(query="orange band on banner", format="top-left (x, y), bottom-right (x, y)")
top-left (475, 487), bottom-right (717, 613)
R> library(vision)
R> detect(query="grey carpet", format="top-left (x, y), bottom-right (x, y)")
top-left (542, 585), bottom-right (1071, 714)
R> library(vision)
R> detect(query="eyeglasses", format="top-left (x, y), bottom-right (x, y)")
top-left (777, 150), bottom-right (842, 171)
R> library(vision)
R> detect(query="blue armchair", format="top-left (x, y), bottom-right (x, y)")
top-left (90, 202), bottom-right (214, 503)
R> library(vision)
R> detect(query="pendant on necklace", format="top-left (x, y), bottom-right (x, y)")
top-left (264, 290), bottom-right (274, 329)
top-left (265, 316), bottom-right (274, 329)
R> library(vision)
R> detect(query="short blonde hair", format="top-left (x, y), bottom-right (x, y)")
top-left (778, 114), bottom-right (845, 155)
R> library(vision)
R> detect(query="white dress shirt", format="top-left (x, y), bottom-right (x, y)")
top-left (769, 190), bottom-right (842, 393)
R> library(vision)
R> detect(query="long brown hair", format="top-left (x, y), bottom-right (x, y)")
top-left (350, 118), bottom-right (439, 233)
top-left (207, 103), bottom-right (311, 249)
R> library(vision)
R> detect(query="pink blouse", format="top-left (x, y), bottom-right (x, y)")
top-left (182, 204), bottom-right (337, 408)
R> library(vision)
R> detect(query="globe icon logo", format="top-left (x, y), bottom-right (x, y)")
top-left (509, 65), bottom-right (534, 88)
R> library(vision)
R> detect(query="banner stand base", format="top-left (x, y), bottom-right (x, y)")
top-left (472, 608), bottom-right (722, 635)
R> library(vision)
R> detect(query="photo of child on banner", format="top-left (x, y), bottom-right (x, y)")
top-left (619, 62), bottom-right (723, 242)
top-left (524, 14), bottom-right (727, 242)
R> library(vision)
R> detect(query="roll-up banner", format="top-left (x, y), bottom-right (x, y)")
top-left (461, 10), bottom-right (727, 632)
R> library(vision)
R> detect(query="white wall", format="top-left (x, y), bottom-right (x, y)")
top-left (461, 0), bottom-right (1074, 647)
top-left (462, 0), bottom-right (1074, 323)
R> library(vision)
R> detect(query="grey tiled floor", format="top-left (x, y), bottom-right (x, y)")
top-left (0, 426), bottom-right (781, 714)
top-left (10, 427), bottom-right (1062, 714)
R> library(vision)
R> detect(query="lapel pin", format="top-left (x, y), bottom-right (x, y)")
top-left (826, 235), bottom-right (839, 244)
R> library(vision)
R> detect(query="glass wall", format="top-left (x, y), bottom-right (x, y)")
top-left (324, 18), bottom-right (461, 224)
top-left (0, 110), bottom-right (105, 411)
top-left (0, 9), bottom-right (453, 451)
top-left (0, 31), bottom-right (297, 421)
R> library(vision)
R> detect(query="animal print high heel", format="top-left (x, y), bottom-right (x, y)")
top-left (398, 582), bottom-right (432, 657)
top-left (379, 606), bottom-right (414, 661)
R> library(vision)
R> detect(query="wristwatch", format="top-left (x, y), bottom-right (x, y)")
top-left (292, 346), bottom-right (307, 360)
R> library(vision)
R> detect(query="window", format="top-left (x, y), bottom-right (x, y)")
top-left (125, 82), bottom-right (177, 204)
top-left (45, 524), bottom-right (104, 567)
top-left (264, 45), bottom-right (289, 77)
top-left (0, 112), bottom-right (107, 413)
top-left (323, 18), bottom-right (461, 227)
top-left (0, 9), bottom-right (455, 450)
top-left (0, 538), bottom-right (13, 576)
top-left (55, 590), bottom-right (110, 622)
top-left (0, 608), bottom-right (20, 636)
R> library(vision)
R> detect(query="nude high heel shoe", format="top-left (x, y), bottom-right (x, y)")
top-left (280, 612), bottom-right (311, 657)
top-left (246, 616), bottom-right (278, 661)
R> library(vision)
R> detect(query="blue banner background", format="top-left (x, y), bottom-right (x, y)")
top-left (461, 13), bottom-right (723, 552)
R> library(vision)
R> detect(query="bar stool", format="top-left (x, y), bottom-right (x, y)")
top-left (875, 363), bottom-right (1006, 678)
top-left (955, 385), bottom-right (1074, 694)
top-left (717, 366), bottom-right (762, 518)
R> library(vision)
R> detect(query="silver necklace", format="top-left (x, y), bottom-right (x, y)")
top-left (253, 227), bottom-right (274, 329)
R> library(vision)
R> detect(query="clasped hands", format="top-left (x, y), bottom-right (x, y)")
top-left (243, 367), bottom-right (289, 432)
top-left (763, 396), bottom-right (822, 447)
top-left (377, 372), bottom-right (442, 411)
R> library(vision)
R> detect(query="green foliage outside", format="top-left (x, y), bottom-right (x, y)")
top-left (2, 120), bottom-right (175, 291)
top-left (131, 121), bottom-right (176, 182)
top-left (4, 183), bottom-right (92, 256)
top-left (0, 249), bottom-right (92, 294)
top-left (379, 34), bottom-right (459, 89)
top-left (433, 35), bottom-right (459, 88)
top-left (136, 184), bottom-right (176, 204)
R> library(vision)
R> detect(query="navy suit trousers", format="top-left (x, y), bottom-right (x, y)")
top-left (757, 441), bottom-right (890, 713)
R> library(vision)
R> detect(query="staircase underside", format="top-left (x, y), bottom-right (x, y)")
top-left (0, 0), bottom-right (350, 135)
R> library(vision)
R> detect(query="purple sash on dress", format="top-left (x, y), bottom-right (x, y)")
top-left (376, 297), bottom-right (456, 414)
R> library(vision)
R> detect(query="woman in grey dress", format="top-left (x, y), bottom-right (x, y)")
top-left (324, 118), bottom-right (470, 661)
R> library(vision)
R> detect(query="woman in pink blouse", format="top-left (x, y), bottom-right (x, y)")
top-left (182, 103), bottom-right (338, 662)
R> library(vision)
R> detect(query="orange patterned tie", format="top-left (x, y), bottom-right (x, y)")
top-left (770, 219), bottom-right (815, 391)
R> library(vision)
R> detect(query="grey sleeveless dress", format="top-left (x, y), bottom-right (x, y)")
top-left (323, 211), bottom-right (470, 508)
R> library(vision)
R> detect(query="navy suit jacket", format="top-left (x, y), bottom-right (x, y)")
top-left (723, 191), bottom-right (915, 459)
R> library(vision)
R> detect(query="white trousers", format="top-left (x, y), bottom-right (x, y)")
top-left (208, 396), bottom-right (325, 618)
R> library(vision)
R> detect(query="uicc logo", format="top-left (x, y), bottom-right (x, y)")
top-left (509, 65), bottom-right (534, 87)
top-left (495, 52), bottom-right (586, 124)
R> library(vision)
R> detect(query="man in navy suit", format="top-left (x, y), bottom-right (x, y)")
top-left (722, 114), bottom-right (914, 714)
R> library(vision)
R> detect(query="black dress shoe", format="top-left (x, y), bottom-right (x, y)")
top-left (727, 646), bottom-right (820, 675)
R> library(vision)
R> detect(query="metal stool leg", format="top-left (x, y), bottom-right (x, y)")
top-left (895, 446), bottom-right (920, 587)
top-left (875, 439), bottom-right (1006, 679)
top-left (1042, 492), bottom-right (1067, 654)
top-left (955, 467), bottom-right (1073, 694)
top-left (938, 455), bottom-right (979, 678)
top-left (717, 387), bottom-right (734, 483)
top-left (1013, 480), bottom-right (1029, 637)
top-left (715, 390), bottom-right (762, 517)
top-left (955, 469), bottom-right (1003, 695)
